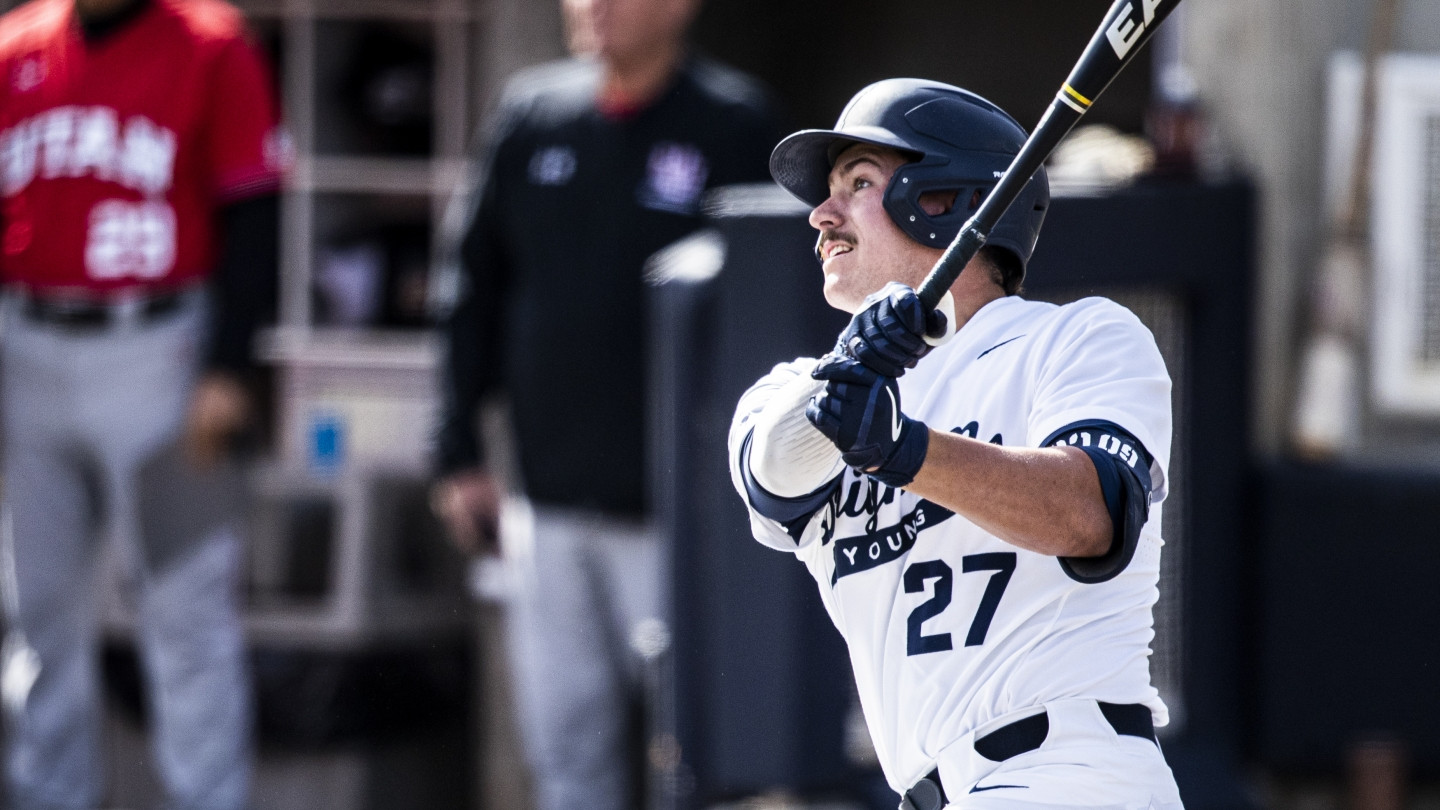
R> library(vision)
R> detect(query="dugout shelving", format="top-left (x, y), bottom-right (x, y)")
top-left (0, 0), bottom-right (497, 632)
top-left (231, 0), bottom-right (487, 482)
top-left (212, 3), bottom-right (487, 666)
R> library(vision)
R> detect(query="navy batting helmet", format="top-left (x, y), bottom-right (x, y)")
top-left (770, 78), bottom-right (1049, 280)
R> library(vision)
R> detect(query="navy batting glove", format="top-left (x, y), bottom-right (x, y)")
top-left (835, 282), bottom-right (949, 378)
top-left (806, 353), bottom-right (930, 488)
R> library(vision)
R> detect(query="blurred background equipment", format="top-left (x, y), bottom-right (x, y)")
top-left (333, 22), bottom-right (435, 156)
top-left (1046, 124), bottom-right (1157, 195)
top-left (1362, 53), bottom-right (1440, 421)
top-left (1290, 0), bottom-right (1401, 458)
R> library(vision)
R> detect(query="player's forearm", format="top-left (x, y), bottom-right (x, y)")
top-left (204, 193), bottom-right (279, 374)
top-left (905, 431), bottom-right (1112, 558)
top-left (434, 287), bottom-right (492, 473)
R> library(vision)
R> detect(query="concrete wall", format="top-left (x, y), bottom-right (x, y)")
top-left (1182, 0), bottom-right (1440, 453)
top-left (476, 0), bottom-right (567, 116)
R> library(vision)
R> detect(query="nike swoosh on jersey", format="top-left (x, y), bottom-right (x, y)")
top-left (886, 386), bottom-right (902, 441)
top-left (977, 334), bottom-right (1027, 359)
top-left (969, 783), bottom-right (1029, 793)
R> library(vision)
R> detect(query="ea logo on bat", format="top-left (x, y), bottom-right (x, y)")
top-left (1106, 0), bottom-right (1166, 60)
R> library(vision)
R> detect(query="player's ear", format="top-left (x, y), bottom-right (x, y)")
top-left (918, 189), bottom-right (958, 217)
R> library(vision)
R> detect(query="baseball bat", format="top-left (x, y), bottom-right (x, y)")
top-left (916, 0), bottom-right (1185, 311)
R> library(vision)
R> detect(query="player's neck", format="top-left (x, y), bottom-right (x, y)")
top-left (948, 269), bottom-right (1008, 333)
top-left (74, 0), bottom-right (145, 21)
top-left (597, 41), bottom-right (684, 114)
top-left (74, 0), bottom-right (150, 39)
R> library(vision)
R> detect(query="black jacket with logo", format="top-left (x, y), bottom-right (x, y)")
top-left (438, 55), bottom-right (784, 516)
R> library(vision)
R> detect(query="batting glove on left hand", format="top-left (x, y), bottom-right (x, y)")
top-left (806, 353), bottom-right (930, 487)
top-left (834, 282), bottom-right (949, 378)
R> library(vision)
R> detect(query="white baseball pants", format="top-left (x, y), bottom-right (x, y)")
top-left (935, 699), bottom-right (1184, 809)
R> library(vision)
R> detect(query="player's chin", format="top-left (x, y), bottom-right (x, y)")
top-left (821, 273), bottom-right (860, 314)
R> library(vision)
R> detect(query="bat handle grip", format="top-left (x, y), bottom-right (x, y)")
top-left (917, 221), bottom-right (988, 312)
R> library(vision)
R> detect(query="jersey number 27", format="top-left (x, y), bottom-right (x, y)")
top-left (905, 552), bottom-right (1016, 656)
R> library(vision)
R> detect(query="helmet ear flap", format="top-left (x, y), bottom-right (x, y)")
top-left (883, 160), bottom-right (974, 247)
top-left (881, 154), bottom-right (1047, 288)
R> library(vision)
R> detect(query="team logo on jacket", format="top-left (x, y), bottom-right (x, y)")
top-left (11, 56), bottom-right (45, 93)
top-left (639, 142), bottom-right (708, 214)
top-left (529, 145), bottom-right (577, 186)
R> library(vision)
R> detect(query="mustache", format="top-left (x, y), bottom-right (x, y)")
top-left (814, 229), bottom-right (857, 262)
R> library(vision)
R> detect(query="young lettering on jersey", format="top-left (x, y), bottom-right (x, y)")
top-left (0, 0), bottom-right (288, 292)
top-left (728, 295), bottom-right (1174, 792)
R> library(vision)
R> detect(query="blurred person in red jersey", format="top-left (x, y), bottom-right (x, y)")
top-left (0, 0), bottom-right (285, 807)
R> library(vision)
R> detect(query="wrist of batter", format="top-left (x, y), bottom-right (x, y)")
top-left (869, 418), bottom-right (930, 488)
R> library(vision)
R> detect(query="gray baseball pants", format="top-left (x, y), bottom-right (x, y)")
top-left (500, 502), bottom-right (662, 810)
top-left (0, 293), bottom-right (251, 810)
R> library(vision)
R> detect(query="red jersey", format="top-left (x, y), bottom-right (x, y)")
top-left (0, 0), bottom-right (285, 294)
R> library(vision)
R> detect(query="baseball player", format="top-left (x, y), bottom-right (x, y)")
top-left (728, 79), bottom-right (1184, 809)
top-left (0, 0), bottom-right (284, 807)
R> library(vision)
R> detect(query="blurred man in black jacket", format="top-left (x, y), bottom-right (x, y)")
top-left (432, 0), bottom-right (784, 805)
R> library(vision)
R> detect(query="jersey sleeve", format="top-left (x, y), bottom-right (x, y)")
top-left (729, 358), bottom-right (840, 552)
top-left (202, 32), bottom-right (285, 202)
top-left (1026, 298), bottom-right (1173, 504)
top-left (433, 86), bottom-right (528, 474)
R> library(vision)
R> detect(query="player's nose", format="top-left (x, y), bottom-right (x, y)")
top-left (809, 196), bottom-right (843, 231)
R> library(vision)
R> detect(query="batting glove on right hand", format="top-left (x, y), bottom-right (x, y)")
top-left (806, 353), bottom-right (930, 488)
top-left (834, 282), bottom-right (949, 378)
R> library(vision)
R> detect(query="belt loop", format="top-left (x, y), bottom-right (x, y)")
top-left (1098, 701), bottom-right (1157, 743)
top-left (974, 710), bottom-right (1049, 761)
top-left (114, 295), bottom-right (143, 328)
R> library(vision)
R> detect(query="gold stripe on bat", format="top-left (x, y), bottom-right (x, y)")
top-left (1057, 89), bottom-right (1088, 114)
top-left (1062, 84), bottom-right (1093, 107)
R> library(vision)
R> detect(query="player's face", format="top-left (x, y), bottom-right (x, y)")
top-left (810, 144), bottom-right (941, 313)
top-left (572, 0), bottom-right (698, 66)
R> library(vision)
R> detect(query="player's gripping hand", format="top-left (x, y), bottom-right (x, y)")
top-left (806, 353), bottom-right (930, 487)
top-left (834, 282), bottom-right (949, 378)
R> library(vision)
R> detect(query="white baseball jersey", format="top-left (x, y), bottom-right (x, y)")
top-left (728, 294), bottom-right (1173, 793)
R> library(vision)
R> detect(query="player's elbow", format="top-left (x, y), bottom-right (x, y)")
top-left (994, 501), bottom-right (1112, 559)
top-left (1061, 502), bottom-right (1115, 558)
